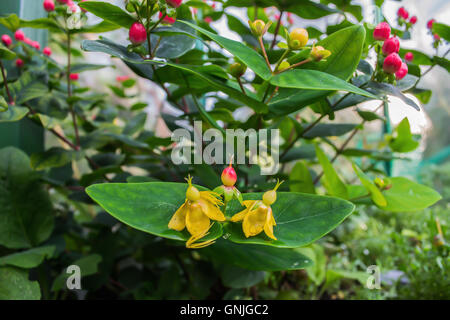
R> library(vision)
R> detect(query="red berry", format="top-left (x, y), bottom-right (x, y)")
top-left (43, 0), bottom-right (55, 12)
top-left (24, 37), bottom-right (33, 46)
top-left (434, 34), bottom-right (441, 41)
top-left (1, 34), bottom-right (12, 47)
top-left (16, 59), bottom-right (24, 68)
top-left (405, 52), bottom-right (413, 62)
top-left (427, 19), bottom-right (436, 29)
top-left (43, 47), bottom-right (52, 56)
top-left (129, 22), bottom-right (147, 44)
top-left (221, 162), bottom-right (237, 187)
top-left (14, 30), bottom-right (25, 41)
top-left (116, 75), bottom-right (130, 82)
top-left (159, 12), bottom-right (176, 24)
top-left (166, 0), bottom-right (182, 8)
top-left (70, 73), bottom-right (79, 81)
top-left (382, 37), bottom-right (400, 56)
top-left (383, 53), bottom-right (402, 74)
top-left (373, 22), bottom-right (391, 41)
top-left (204, 16), bottom-right (213, 24)
top-left (410, 16), bottom-right (417, 24)
top-left (32, 41), bottom-right (41, 50)
top-left (397, 7), bottom-right (409, 20)
top-left (395, 62), bottom-right (408, 80)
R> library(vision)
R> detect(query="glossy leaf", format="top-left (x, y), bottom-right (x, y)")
top-left (79, 1), bottom-right (136, 28)
top-left (389, 117), bottom-right (419, 153)
top-left (0, 267), bottom-right (40, 300)
top-left (289, 161), bottom-right (315, 194)
top-left (352, 162), bottom-right (387, 207)
top-left (367, 81), bottom-right (420, 111)
top-left (432, 23), bottom-right (450, 42)
top-left (315, 145), bottom-right (348, 199)
top-left (30, 147), bottom-right (82, 171)
top-left (0, 44), bottom-right (16, 60)
top-left (0, 246), bottom-right (55, 269)
top-left (0, 106), bottom-right (29, 122)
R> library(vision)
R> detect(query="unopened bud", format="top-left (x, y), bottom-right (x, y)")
top-left (310, 45), bottom-right (331, 62)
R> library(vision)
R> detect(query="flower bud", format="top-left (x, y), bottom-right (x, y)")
top-left (229, 62), bottom-right (247, 78)
top-left (14, 30), bottom-right (25, 41)
top-left (43, 47), bottom-right (52, 56)
top-left (32, 41), bottom-right (41, 50)
top-left (382, 37), bottom-right (400, 56)
top-left (221, 162), bottom-right (237, 187)
top-left (434, 34), bottom-right (441, 41)
top-left (397, 7), bottom-right (409, 20)
top-left (129, 22), bottom-right (147, 44)
top-left (289, 28), bottom-right (308, 50)
top-left (16, 59), bottom-right (24, 68)
top-left (250, 20), bottom-right (266, 37)
top-left (427, 19), bottom-right (436, 30)
top-left (310, 45), bottom-right (331, 62)
top-left (70, 73), bottom-right (79, 81)
top-left (43, 0), bottom-right (55, 12)
top-left (1, 34), bottom-right (12, 47)
top-left (383, 53), bottom-right (402, 74)
top-left (185, 175), bottom-right (201, 201)
top-left (278, 61), bottom-right (290, 72)
top-left (405, 52), bottom-right (413, 62)
top-left (373, 22), bottom-right (391, 41)
top-left (262, 180), bottom-right (283, 206)
top-left (410, 16), bottom-right (417, 25)
top-left (395, 62), bottom-right (408, 80)
top-left (159, 12), bottom-right (176, 24)
top-left (167, 0), bottom-right (182, 8)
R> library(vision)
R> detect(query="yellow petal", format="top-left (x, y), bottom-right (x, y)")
top-left (231, 200), bottom-right (257, 222)
top-left (185, 203), bottom-right (211, 237)
top-left (264, 207), bottom-right (277, 240)
top-left (198, 198), bottom-right (226, 221)
top-left (200, 191), bottom-right (223, 206)
top-left (242, 207), bottom-right (267, 238)
top-left (185, 222), bottom-right (215, 249)
top-left (168, 201), bottom-right (187, 231)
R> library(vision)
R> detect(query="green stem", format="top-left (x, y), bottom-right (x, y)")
top-left (66, 31), bottom-right (80, 148)
top-left (0, 60), bottom-right (13, 104)
top-left (274, 48), bottom-right (291, 73)
top-left (258, 36), bottom-right (272, 71)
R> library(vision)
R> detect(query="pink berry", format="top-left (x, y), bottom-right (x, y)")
top-left (159, 12), bottom-right (176, 24)
top-left (383, 53), bottom-right (402, 74)
top-left (116, 75), bottom-right (130, 82)
top-left (70, 73), bottom-right (79, 81)
top-left (1, 34), bottom-right (12, 47)
top-left (166, 0), bottom-right (182, 8)
top-left (43, 47), bottom-right (52, 56)
top-left (204, 17), bottom-right (213, 24)
top-left (395, 62), bottom-right (408, 80)
top-left (43, 0), bottom-right (55, 12)
top-left (14, 30), bottom-right (25, 41)
top-left (397, 7), bottom-right (409, 20)
top-left (404, 52), bottom-right (413, 62)
top-left (32, 41), bottom-right (41, 50)
top-left (24, 37), bottom-right (33, 46)
top-left (382, 37), bottom-right (400, 56)
top-left (221, 164), bottom-right (237, 187)
top-left (373, 22), bottom-right (391, 41)
top-left (434, 34), bottom-right (441, 41)
top-left (129, 22), bottom-right (147, 44)
top-left (427, 19), bottom-right (436, 29)
top-left (409, 16), bottom-right (417, 24)
top-left (16, 59), bottom-right (24, 68)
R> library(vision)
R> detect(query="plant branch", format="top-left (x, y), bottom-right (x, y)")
top-left (271, 11), bottom-right (283, 49)
top-left (237, 77), bottom-right (246, 94)
top-left (0, 60), bottom-right (13, 104)
top-left (66, 32), bottom-right (80, 148)
top-left (258, 36), bottom-right (272, 72)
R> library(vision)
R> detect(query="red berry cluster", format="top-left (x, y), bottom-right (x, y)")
top-left (43, 0), bottom-right (84, 13)
top-left (397, 7), bottom-right (417, 27)
top-left (373, 22), bottom-right (408, 81)
top-left (427, 18), bottom-right (441, 46)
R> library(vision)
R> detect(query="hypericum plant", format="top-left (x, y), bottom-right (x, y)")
top-left (0, 0), bottom-right (448, 300)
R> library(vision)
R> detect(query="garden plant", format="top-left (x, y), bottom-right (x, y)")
top-left (0, 0), bottom-right (448, 300)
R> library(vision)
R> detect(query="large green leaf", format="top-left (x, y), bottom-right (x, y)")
top-left (269, 25), bottom-right (366, 116)
top-left (381, 177), bottom-right (441, 212)
top-left (0, 267), bottom-right (40, 300)
top-left (86, 182), bottom-right (223, 243)
top-left (0, 246), bottom-right (55, 269)
top-left (388, 117), bottom-right (419, 153)
top-left (432, 23), bottom-right (450, 42)
top-left (0, 44), bottom-right (16, 60)
top-left (0, 106), bottom-right (29, 122)
top-left (289, 161), bottom-right (315, 194)
top-left (79, 1), bottom-right (136, 28)
top-left (30, 147), bottom-right (82, 171)
top-left (315, 144), bottom-right (348, 199)
top-left (224, 192), bottom-right (354, 248)
top-left (270, 69), bottom-right (378, 99)
top-left (200, 239), bottom-right (313, 271)
top-left (220, 265), bottom-right (265, 288)
top-left (178, 20), bottom-right (272, 80)
top-left (0, 147), bottom-right (54, 249)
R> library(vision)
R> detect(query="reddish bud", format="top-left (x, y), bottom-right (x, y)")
top-left (204, 17), bottom-right (213, 24)
top-left (43, 47), bottom-right (52, 56)
top-left (373, 22), bottom-right (391, 41)
top-left (43, 0), bottom-right (55, 12)
top-left (382, 37), bottom-right (400, 56)
top-left (397, 7), bottom-right (409, 20)
top-left (16, 59), bottom-right (24, 68)
top-left (427, 19), bottom-right (436, 29)
top-left (167, 0), bottom-right (182, 8)
top-left (409, 16), bottom-right (417, 24)
top-left (116, 75), bottom-right (130, 82)
top-left (32, 41), bottom-right (41, 50)
top-left (434, 34), bottom-right (441, 41)
top-left (159, 12), bottom-right (176, 24)
top-left (129, 22), bottom-right (147, 44)
top-left (221, 160), bottom-right (237, 187)
top-left (1, 34), bottom-right (12, 47)
top-left (69, 73), bottom-right (79, 81)
top-left (14, 30), bottom-right (25, 41)
top-left (405, 52), bottom-right (413, 62)
top-left (383, 53), bottom-right (402, 74)
top-left (24, 37), bottom-right (33, 46)
top-left (395, 62), bottom-right (408, 80)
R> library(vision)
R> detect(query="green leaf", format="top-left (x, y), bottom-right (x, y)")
top-left (0, 147), bottom-right (54, 249)
top-left (0, 14), bottom-right (21, 32)
top-left (20, 18), bottom-right (62, 32)
top-left (323, 269), bottom-right (369, 290)
top-left (225, 192), bottom-right (354, 248)
top-left (352, 162), bottom-right (387, 207)
top-left (0, 246), bottom-right (55, 269)
top-left (85, 182), bottom-right (223, 243)
top-left (200, 239), bottom-right (313, 271)
top-left (150, 21), bottom-right (197, 59)
top-left (178, 20), bottom-right (272, 80)
top-left (220, 265), bottom-right (265, 288)
top-left (70, 63), bottom-right (111, 73)
top-left (9, 71), bottom-right (48, 105)
top-left (123, 113), bottom-right (147, 136)
top-left (303, 123), bottom-right (358, 138)
top-left (0, 106), bottom-right (29, 122)
top-left (289, 161), bottom-right (315, 194)
top-left (432, 23), bottom-right (450, 42)
top-left (0, 44), bottom-right (16, 60)
top-left (367, 81), bottom-right (420, 111)
top-left (295, 244), bottom-right (326, 285)
top-left (0, 267), bottom-right (40, 300)
top-left (79, 1), bottom-right (136, 28)
top-left (314, 144), bottom-right (348, 199)
top-left (381, 177), bottom-right (441, 212)
top-left (270, 69), bottom-right (378, 100)
top-left (30, 147), bottom-right (82, 171)
top-left (389, 117), bottom-right (419, 153)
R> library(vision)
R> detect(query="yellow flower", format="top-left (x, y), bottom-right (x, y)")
top-left (168, 176), bottom-right (225, 249)
top-left (231, 180), bottom-right (283, 241)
